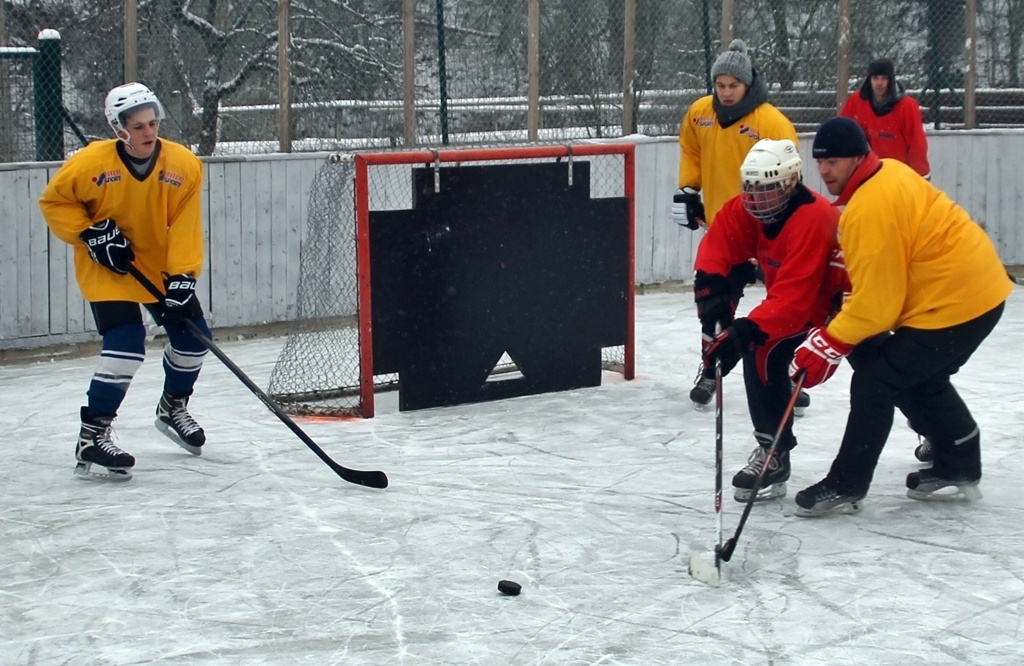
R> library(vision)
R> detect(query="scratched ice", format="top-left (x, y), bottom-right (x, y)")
top-left (2, 287), bottom-right (1022, 665)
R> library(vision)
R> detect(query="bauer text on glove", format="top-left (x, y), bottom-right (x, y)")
top-left (80, 219), bottom-right (135, 275)
top-left (161, 273), bottom-right (202, 326)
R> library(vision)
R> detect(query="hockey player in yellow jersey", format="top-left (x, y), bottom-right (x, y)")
top-left (790, 117), bottom-right (1013, 516)
top-left (670, 39), bottom-right (801, 410)
top-left (40, 82), bottom-right (210, 481)
top-left (673, 41), bottom-right (799, 230)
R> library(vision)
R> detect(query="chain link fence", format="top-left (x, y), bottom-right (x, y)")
top-left (2, 0), bottom-right (1023, 163)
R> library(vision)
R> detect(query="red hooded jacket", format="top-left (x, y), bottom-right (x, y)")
top-left (839, 83), bottom-right (930, 177)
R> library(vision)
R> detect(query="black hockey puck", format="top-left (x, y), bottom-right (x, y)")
top-left (497, 579), bottom-right (522, 596)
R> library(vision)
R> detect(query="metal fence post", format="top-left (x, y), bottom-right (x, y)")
top-left (527, 0), bottom-right (539, 142)
top-left (435, 0), bottom-right (449, 145)
top-left (0, 2), bottom-right (10, 162)
top-left (33, 29), bottom-right (63, 161)
top-left (403, 0), bottom-right (416, 147)
top-left (720, 0), bottom-right (734, 52)
top-left (621, 0), bottom-right (635, 136)
top-left (837, 0), bottom-right (851, 112)
top-left (701, 0), bottom-right (712, 93)
top-left (124, 0), bottom-right (138, 83)
top-left (278, 0), bottom-right (291, 153)
top-left (964, 0), bottom-right (977, 129)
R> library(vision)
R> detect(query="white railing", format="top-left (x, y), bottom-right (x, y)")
top-left (2, 130), bottom-right (1022, 350)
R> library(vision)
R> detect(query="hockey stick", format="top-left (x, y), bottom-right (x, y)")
top-left (714, 347), bottom-right (724, 568)
top-left (716, 371), bottom-right (806, 563)
top-left (127, 265), bottom-right (388, 489)
top-left (688, 328), bottom-right (724, 586)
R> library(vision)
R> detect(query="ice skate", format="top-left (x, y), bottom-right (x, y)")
top-left (155, 392), bottom-right (206, 455)
top-left (689, 363), bottom-right (716, 410)
top-left (906, 468), bottom-right (981, 502)
top-left (905, 419), bottom-right (934, 462)
top-left (732, 442), bottom-right (789, 502)
top-left (75, 407), bottom-right (135, 481)
top-left (793, 388), bottom-right (811, 417)
top-left (914, 436), bottom-right (934, 463)
top-left (794, 478), bottom-right (865, 517)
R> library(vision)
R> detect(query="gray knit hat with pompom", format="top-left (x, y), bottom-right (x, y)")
top-left (711, 39), bottom-right (753, 86)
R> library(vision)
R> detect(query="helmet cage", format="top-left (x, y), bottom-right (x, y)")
top-left (739, 139), bottom-right (803, 224)
top-left (741, 178), bottom-right (798, 224)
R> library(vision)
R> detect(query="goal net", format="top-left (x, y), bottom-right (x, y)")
top-left (267, 143), bottom-right (635, 417)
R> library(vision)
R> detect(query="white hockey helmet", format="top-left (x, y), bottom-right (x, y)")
top-left (104, 82), bottom-right (164, 141)
top-left (740, 138), bottom-right (803, 224)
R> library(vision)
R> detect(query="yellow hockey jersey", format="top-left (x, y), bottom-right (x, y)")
top-left (827, 157), bottom-right (1013, 345)
top-left (40, 138), bottom-right (204, 303)
top-left (678, 95), bottom-right (798, 225)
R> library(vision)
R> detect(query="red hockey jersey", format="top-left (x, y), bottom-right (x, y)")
top-left (695, 186), bottom-right (845, 381)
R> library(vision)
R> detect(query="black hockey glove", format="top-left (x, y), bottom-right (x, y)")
top-left (694, 270), bottom-right (734, 332)
top-left (160, 273), bottom-right (201, 327)
top-left (672, 187), bottom-right (705, 230)
top-left (702, 317), bottom-right (767, 377)
top-left (80, 219), bottom-right (135, 275)
top-left (729, 259), bottom-right (758, 287)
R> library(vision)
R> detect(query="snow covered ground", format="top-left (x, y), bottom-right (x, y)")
top-left (2, 287), bottom-right (1023, 665)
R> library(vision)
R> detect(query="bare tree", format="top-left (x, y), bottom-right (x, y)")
top-left (171, 0), bottom-right (277, 155)
top-left (764, 0), bottom-right (793, 89)
top-left (288, 0), bottom-right (402, 141)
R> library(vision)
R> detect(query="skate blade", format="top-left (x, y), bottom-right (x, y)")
top-left (687, 553), bottom-right (720, 586)
top-left (907, 482), bottom-right (981, 502)
top-left (155, 420), bottom-right (203, 456)
top-left (691, 401), bottom-right (712, 413)
top-left (734, 482), bottom-right (787, 503)
top-left (793, 406), bottom-right (806, 418)
top-left (74, 461), bottom-right (133, 482)
top-left (794, 499), bottom-right (864, 518)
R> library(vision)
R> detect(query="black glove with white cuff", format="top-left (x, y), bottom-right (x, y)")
top-left (671, 187), bottom-right (705, 230)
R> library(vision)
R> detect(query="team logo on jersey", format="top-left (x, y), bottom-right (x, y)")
top-left (92, 170), bottom-right (123, 186)
top-left (739, 125), bottom-right (762, 141)
top-left (159, 170), bottom-right (184, 187)
top-left (694, 115), bottom-right (715, 127)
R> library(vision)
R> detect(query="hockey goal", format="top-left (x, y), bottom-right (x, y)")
top-left (267, 143), bottom-right (635, 417)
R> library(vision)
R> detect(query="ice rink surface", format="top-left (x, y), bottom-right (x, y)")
top-left (3, 288), bottom-right (1023, 665)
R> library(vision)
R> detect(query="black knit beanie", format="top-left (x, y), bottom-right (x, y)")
top-left (812, 117), bottom-right (871, 159)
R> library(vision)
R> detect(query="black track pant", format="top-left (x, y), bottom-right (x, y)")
top-left (743, 334), bottom-right (804, 452)
top-left (826, 302), bottom-right (1004, 494)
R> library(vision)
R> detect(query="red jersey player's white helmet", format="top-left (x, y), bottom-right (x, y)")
top-left (739, 138), bottom-right (803, 224)
top-left (104, 82), bottom-right (164, 142)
